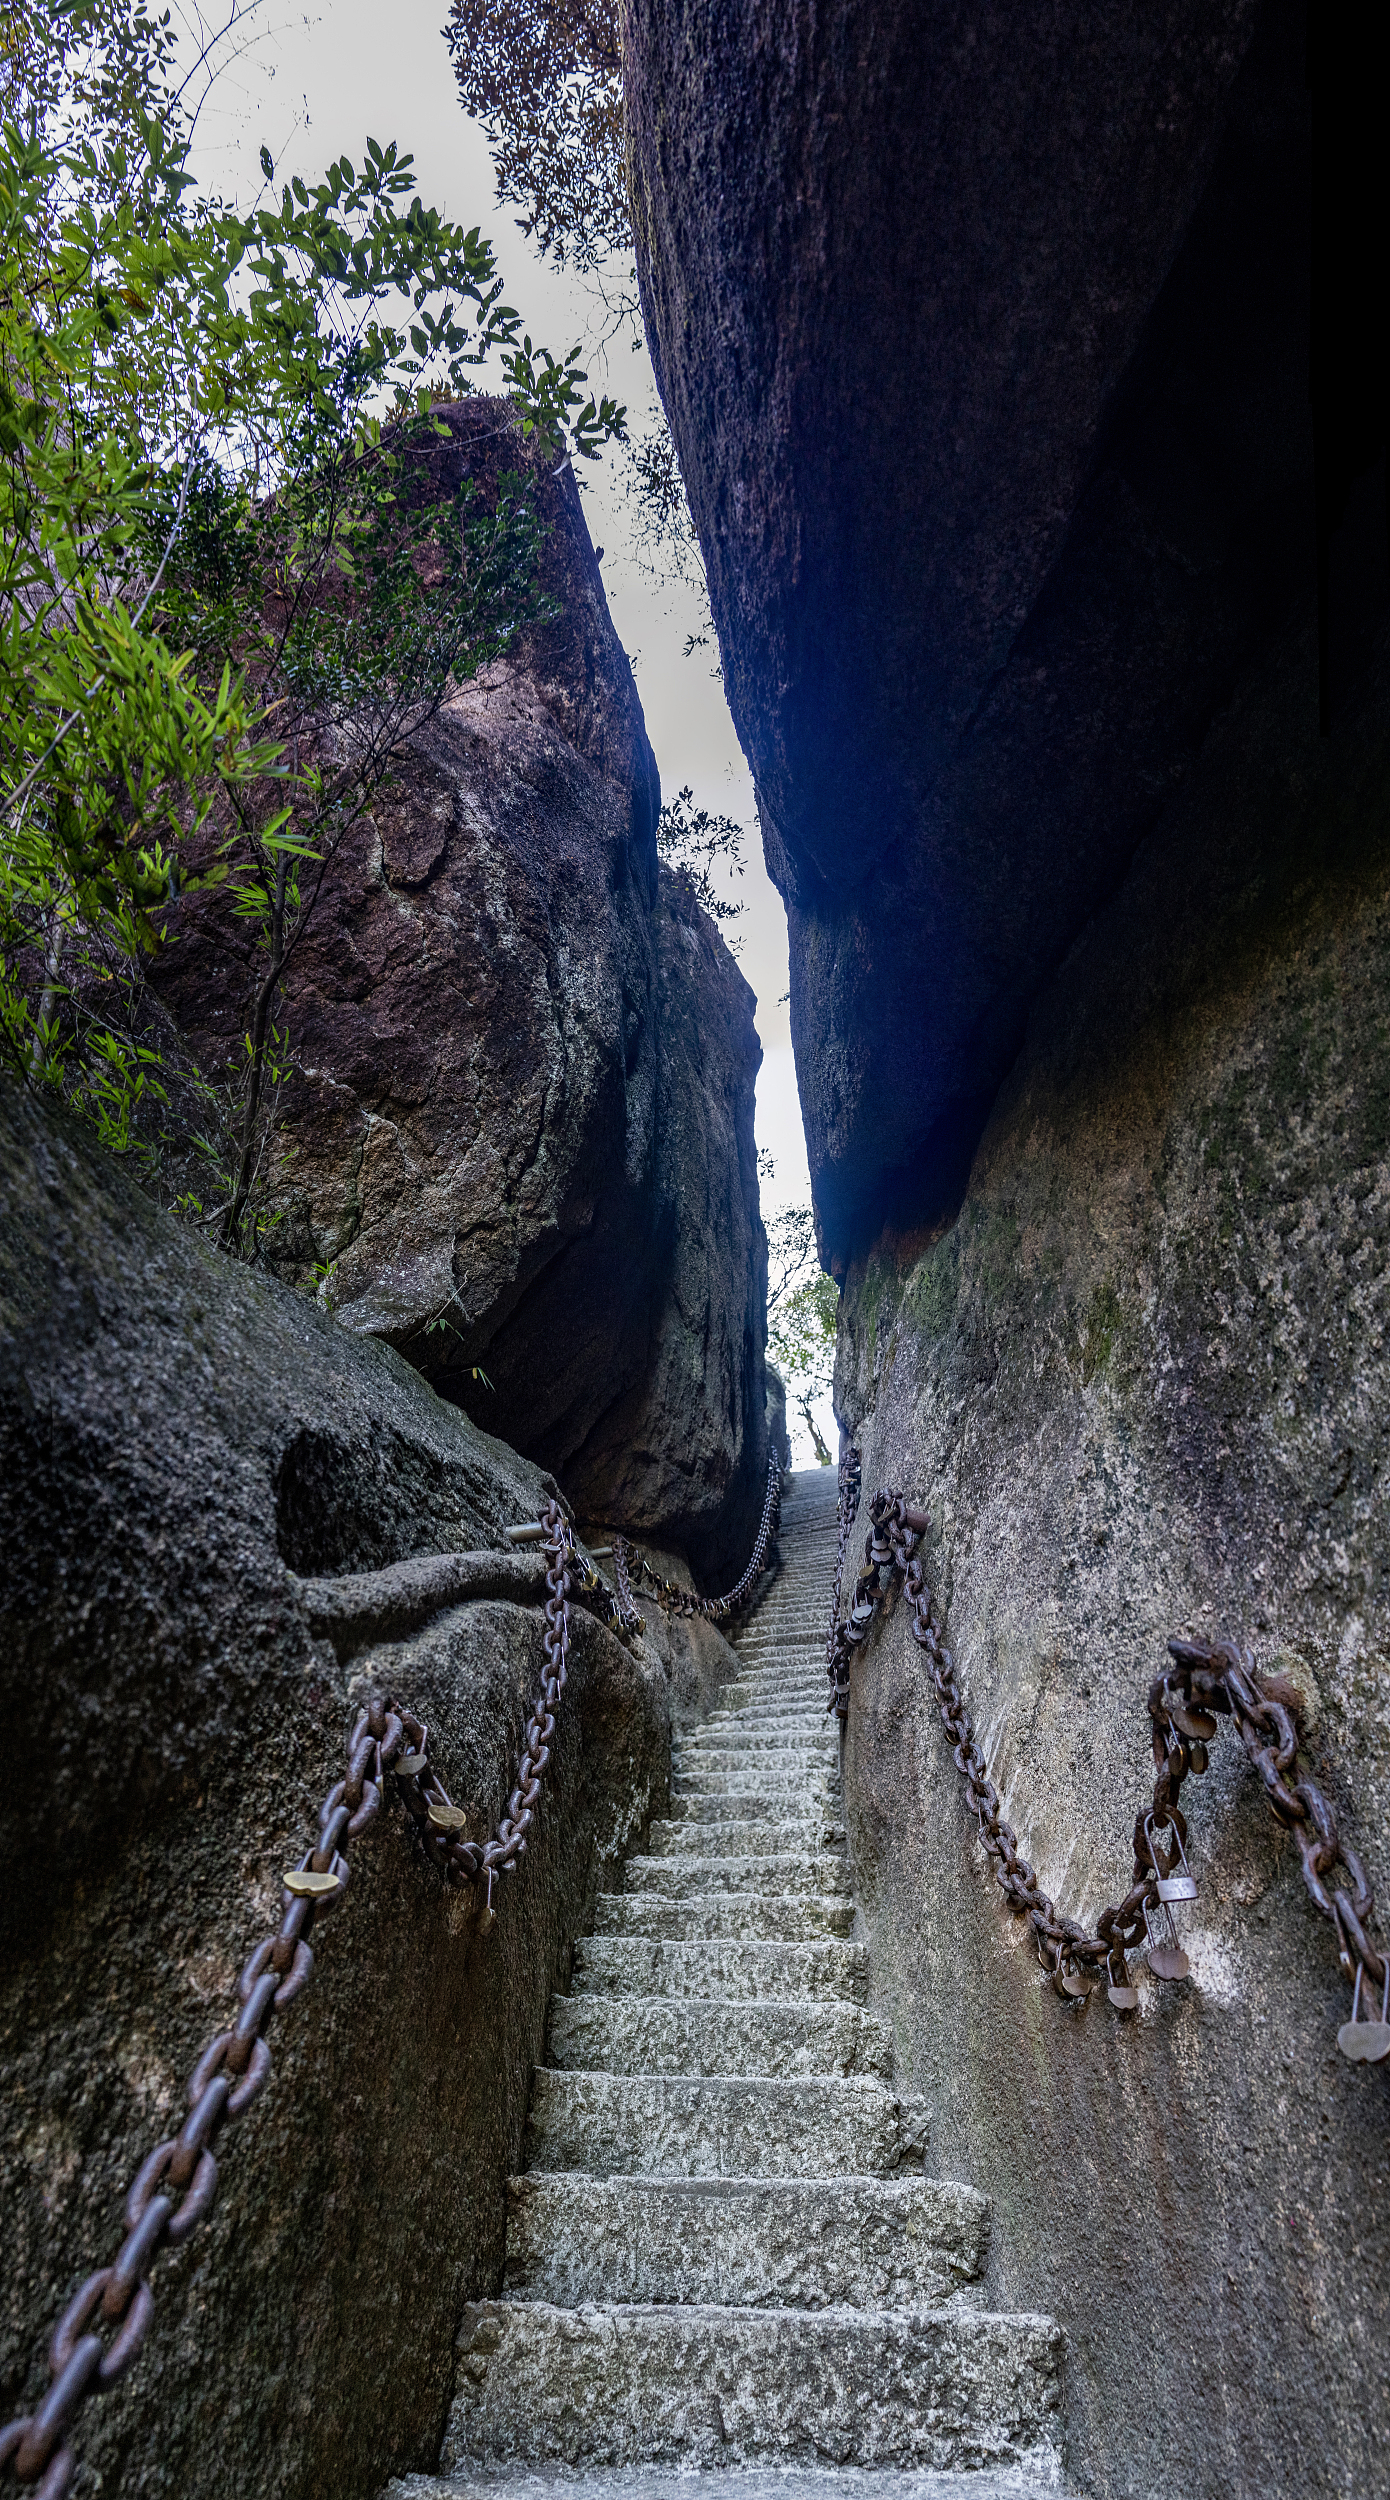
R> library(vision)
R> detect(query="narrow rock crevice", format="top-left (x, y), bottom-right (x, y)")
top-left (389, 1471), bottom-right (1065, 2500)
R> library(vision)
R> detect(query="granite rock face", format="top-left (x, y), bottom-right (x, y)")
top-left (560, 869), bottom-right (769, 1584)
top-left (624, 2), bottom-right (1389, 2492)
top-left (0, 1079), bottom-right (739, 2500)
top-left (150, 402), bottom-right (766, 1579)
top-left (833, 611), bottom-right (1390, 2500)
top-left (625, 0), bottom-right (1338, 1265)
top-left (765, 1361), bottom-right (792, 1473)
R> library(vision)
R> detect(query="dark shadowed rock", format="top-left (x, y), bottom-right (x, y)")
top-left (149, 402), bottom-right (765, 1577)
top-left (0, 1078), bottom-right (745, 2500)
top-left (624, 0), bottom-right (1333, 1263)
top-left (765, 1362), bottom-right (792, 1474)
top-left (566, 868), bottom-right (768, 1584)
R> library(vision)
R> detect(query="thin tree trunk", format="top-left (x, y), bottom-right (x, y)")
top-left (28, 887), bottom-right (69, 1078)
top-left (221, 850), bottom-right (288, 1252)
top-left (799, 1395), bottom-right (833, 1467)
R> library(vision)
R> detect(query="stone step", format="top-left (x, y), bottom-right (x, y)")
top-left (524, 2073), bottom-right (901, 2176)
top-left (503, 2173), bottom-right (986, 2308)
top-left (646, 1818), bottom-right (838, 1858)
top-left (387, 2464), bottom-right (1068, 2500)
top-left (725, 1682), bottom-right (828, 1698)
top-left (728, 1647), bottom-right (827, 1662)
top-left (711, 1682), bottom-right (827, 1710)
top-left (679, 1745), bottom-right (834, 1764)
top-left (679, 1731), bottom-right (837, 1756)
top-left (721, 1656), bottom-right (828, 1672)
top-left (592, 1892), bottom-right (853, 1942)
top-left (734, 1627), bottom-right (829, 1640)
top-left (729, 1655), bottom-right (828, 1668)
top-left (444, 2300), bottom-right (1064, 2471)
top-left (666, 1789), bottom-right (833, 1824)
top-left (705, 1705), bottom-right (832, 1726)
top-left (571, 1936), bottom-right (868, 2002)
top-left (619, 1852), bottom-right (851, 1897)
top-left (736, 1625), bottom-right (832, 1640)
top-left (544, 1996), bottom-right (892, 2077)
top-left (671, 1762), bottom-right (833, 1787)
top-left (734, 1635), bottom-right (829, 1648)
top-left (673, 1764), bottom-right (835, 1794)
top-left (700, 1722), bottom-right (832, 1742)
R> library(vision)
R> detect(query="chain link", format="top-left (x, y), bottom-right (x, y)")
top-left (2, 1463), bottom-right (791, 2493)
top-left (826, 1456), bottom-right (1389, 2057)
top-left (613, 1456), bottom-right (782, 1624)
top-left (0, 1500), bottom-right (599, 2494)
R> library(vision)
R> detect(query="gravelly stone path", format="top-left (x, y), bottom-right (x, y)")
top-left (387, 1470), bottom-right (1066, 2500)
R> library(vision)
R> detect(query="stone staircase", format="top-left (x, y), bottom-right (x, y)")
top-left (388, 1469), bottom-right (1065, 2499)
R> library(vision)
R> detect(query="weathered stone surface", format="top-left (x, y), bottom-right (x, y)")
top-left (669, 1780), bottom-right (834, 1816)
top-left (571, 1935), bottom-right (867, 2003)
top-left (445, 2300), bottom-right (1064, 2472)
top-left (544, 1997), bottom-right (889, 2078)
top-left (524, 2071), bottom-right (901, 2177)
top-left (766, 1361), bottom-right (792, 1472)
top-left (150, 402), bottom-right (767, 1578)
top-left (389, 2468), bottom-right (1067, 2500)
top-left (619, 1850), bottom-right (850, 1891)
top-left (833, 607), bottom-right (1390, 2500)
top-left (645, 1814), bottom-right (829, 1858)
top-left (504, 2173), bottom-right (988, 2309)
top-left (0, 1080), bottom-right (681, 2500)
top-left (624, 0), bottom-right (1341, 1264)
top-left (591, 1890), bottom-right (852, 1940)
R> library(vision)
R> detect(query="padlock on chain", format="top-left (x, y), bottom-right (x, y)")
top-left (1141, 1813), bottom-right (1194, 1982)
top-left (1143, 1896), bottom-right (1190, 1982)
top-left (1336, 1959), bottom-right (1390, 2064)
top-left (1147, 1811), bottom-right (1198, 1904)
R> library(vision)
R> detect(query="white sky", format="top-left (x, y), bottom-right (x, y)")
top-left (175, 0), bottom-right (835, 1466)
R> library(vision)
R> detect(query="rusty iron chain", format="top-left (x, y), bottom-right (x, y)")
top-left (826, 1458), bottom-right (1389, 2063)
top-left (0, 1499), bottom-right (603, 2497)
top-left (613, 1455), bottom-right (782, 1625)
top-left (2, 1451), bottom-right (792, 2496)
top-left (825, 1439), bottom-right (861, 1705)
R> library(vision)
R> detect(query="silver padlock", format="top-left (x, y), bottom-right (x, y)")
top-left (1146, 1813), bottom-right (1198, 1904)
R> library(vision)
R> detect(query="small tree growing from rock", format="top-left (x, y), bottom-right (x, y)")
top-left (767, 1204), bottom-right (838, 1464)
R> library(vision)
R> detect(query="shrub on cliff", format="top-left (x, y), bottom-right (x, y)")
top-left (0, 0), bottom-right (624, 1247)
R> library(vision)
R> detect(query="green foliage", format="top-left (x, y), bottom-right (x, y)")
top-left (766, 1203), bottom-right (838, 1465)
top-left (622, 416), bottom-right (720, 674)
top-left (657, 785), bottom-right (745, 936)
top-left (0, 0), bottom-right (626, 1247)
top-left (442, 3), bottom-right (715, 666)
top-left (442, 0), bottom-right (625, 274)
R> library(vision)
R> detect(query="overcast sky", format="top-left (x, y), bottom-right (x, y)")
top-left (174, 0), bottom-right (834, 1466)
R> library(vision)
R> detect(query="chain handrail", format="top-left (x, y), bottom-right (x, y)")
top-left (1, 1454), bottom-right (791, 2495)
top-left (0, 1501), bottom-right (597, 2497)
top-left (825, 1439), bottom-right (861, 1689)
top-left (825, 1460), bottom-right (1390, 2065)
top-left (612, 1455), bottom-right (782, 1623)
